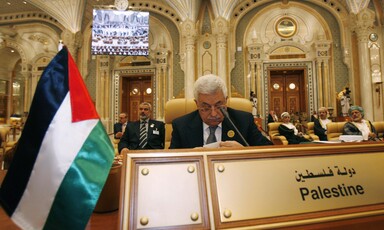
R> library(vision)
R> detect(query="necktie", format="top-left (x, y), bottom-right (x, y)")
top-left (206, 126), bottom-right (218, 144)
top-left (139, 121), bottom-right (147, 149)
top-left (122, 123), bottom-right (126, 133)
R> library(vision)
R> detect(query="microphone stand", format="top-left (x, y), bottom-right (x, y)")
top-left (219, 107), bottom-right (250, 146)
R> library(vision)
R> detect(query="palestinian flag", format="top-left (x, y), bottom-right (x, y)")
top-left (0, 47), bottom-right (114, 229)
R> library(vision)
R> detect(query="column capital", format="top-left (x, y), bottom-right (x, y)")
top-left (61, 29), bottom-right (83, 59)
top-left (155, 48), bottom-right (169, 66)
top-left (248, 43), bottom-right (264, 61)
top-left (20, 68), bottom-right (32, 79)
top-left (213, 18), bottom-right (229, 48)
top-left (97, 55), bottom-right (111, 71)
top-left (350, 8), bottom-right (375, 42)
top-left (181, 20), bottom-right (197, 44)
top-left (212, 17), bottom-right (229, 37)
top-left (20, 63), bottom-right (32, 73)
top-left (0, 32), bottom-right (5, 49)
top-left (314, 39), bottom-right (332, 60)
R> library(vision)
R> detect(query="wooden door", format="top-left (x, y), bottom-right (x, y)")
top-left (269, 70), bottom-right (306, 117)
top-left (121, 76), bottom-right (152, 121)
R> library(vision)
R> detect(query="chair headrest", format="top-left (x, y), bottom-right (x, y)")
top-left (227, 98), bottom-right (253, 113)
top-left (164, 99), bottom-right (196, 123)
top-left (268, 122), bottom-right (283, 131)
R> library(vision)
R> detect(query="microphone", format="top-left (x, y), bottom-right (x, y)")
top-left (219, 107), bottom-right (250, 146)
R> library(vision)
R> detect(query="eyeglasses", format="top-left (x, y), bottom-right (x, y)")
top-left (139, 107), bottom-right (150, 111)
top-left (198, 103), bottom-right (226, 113)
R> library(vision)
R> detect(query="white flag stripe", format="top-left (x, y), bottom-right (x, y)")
top-left (12, 93), bottom-right (98, 230)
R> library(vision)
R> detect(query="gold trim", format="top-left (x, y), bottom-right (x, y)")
top-left (120, 143), bottom-right (384, 229)
top-left (245, 210), bottom-right (384, 229)
top-left (276, 17), bottom-right (297, 38)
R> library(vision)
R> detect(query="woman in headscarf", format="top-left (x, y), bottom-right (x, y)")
top-left (342, 105), bottom-right (381, 141)
top-left (278, 112), bottom-right (311, 144)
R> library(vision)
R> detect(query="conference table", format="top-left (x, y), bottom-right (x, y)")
top-left (2, 142), bottom-right (384, 229)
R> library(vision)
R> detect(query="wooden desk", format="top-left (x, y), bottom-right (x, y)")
top-left (2, 144), bottom-right (384, 229)
top-left (2, 206), bottom-right (383, 230)
top-left (87, 211), bottom-right (118, 230)
top-left (120, 143), bottom-right (384, 229)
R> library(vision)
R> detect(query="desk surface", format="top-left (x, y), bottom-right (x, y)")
top-left (2, 205), bottom-right (384, 230)
top-left (2, 144), bottom-right (384, 229)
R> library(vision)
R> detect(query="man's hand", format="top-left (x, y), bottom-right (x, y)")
top-left (219, 141), bottom-right (243, 148)
top-left (116, 131), bottom-right (123, 138)
top-left (120, 148), bottom-right (129, 154)
top-left (368, 132), bottom-right (377, 140)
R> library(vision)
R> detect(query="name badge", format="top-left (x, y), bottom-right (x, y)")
top-left (153, 130), bottom-right (159, 135)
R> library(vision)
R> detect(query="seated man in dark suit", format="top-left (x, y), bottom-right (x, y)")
top-left (267, 110), bottom-right (279, 123)
top-left (170, 74), bottom-right (273, 149)
top-left (113, 112), bottom-right (127, 139)
top-left (313, 107), bottom-right (332, 141)
top-left (119, 102), bottom-right (165, 153)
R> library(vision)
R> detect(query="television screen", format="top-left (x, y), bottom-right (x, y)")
top-left (91, 9), bottom-right (149, 56)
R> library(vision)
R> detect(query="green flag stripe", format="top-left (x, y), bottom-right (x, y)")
top-left (43, 121), bottom-right (114, 230)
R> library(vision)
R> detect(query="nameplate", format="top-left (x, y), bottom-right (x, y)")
top-left (210, 152), bottom-right (384, 223)
top-left (120, 143), bottom-right (384, 229)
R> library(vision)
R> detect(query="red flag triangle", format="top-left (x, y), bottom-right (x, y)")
top-left (68, 51), bottom-right (99, 122)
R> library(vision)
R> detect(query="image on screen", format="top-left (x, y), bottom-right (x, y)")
top-left (91, 9), bottom-right (149, 56)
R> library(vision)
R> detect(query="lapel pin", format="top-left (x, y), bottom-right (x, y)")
top-left (227, 130), bottom-right (235, 138)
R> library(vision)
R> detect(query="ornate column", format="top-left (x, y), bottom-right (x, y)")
top-left (96, 56), bottom-right (111, 121)
top-left (352, 8), bottom-right (375, 120)
top-left (61, 29), bottom-right (83, 62)
top-left (315, 61), bottom-right (323, 107)
top-left (213, 17), bottom-right (229, 84)
top-left (31, 59), bottom-right (43, 106)
top-left (369, 37), bottom-right (383, 120)
top-left (20, 66), bottom-right (31, 113)
top-left (155, 46), bottom-right (169, 119)
top-left (314, 38), bottom-right (332, 108)
top-left (323, 61), bottom-right (330, 105)
top-left (248, 40), bottom-right (264, 114)
top-left (180, 20), bottom-right (197, 99)
top-left (0, 32), bottom-right (5, 49)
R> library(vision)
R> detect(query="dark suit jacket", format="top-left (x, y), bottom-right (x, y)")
top-left (278, 124), bottom-right (311, 144)
top-left (169, 108), bottom-right (273, 149)
top-left (342, 120), bottom-right (379, 141)
top-left (118, 119), bottom-right (165, 151)
top-left (267, 114), bottom-right (278, 124)
top-left (113, 122), bottom-right (124, 139)
top-left (313, 118), bottom-right (328, 141)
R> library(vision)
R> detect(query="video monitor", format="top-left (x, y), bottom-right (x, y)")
top-left (91, 9), bottom-right (149, 56)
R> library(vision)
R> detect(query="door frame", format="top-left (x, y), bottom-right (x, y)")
top-left (121, 75), bottom-right (153, 122)
top-left (262, 62), bottom-right (315, 125)
top-left (112, 68), bottom-right (156, 124)
top-left (268, 68), bottom-right (307, 117)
